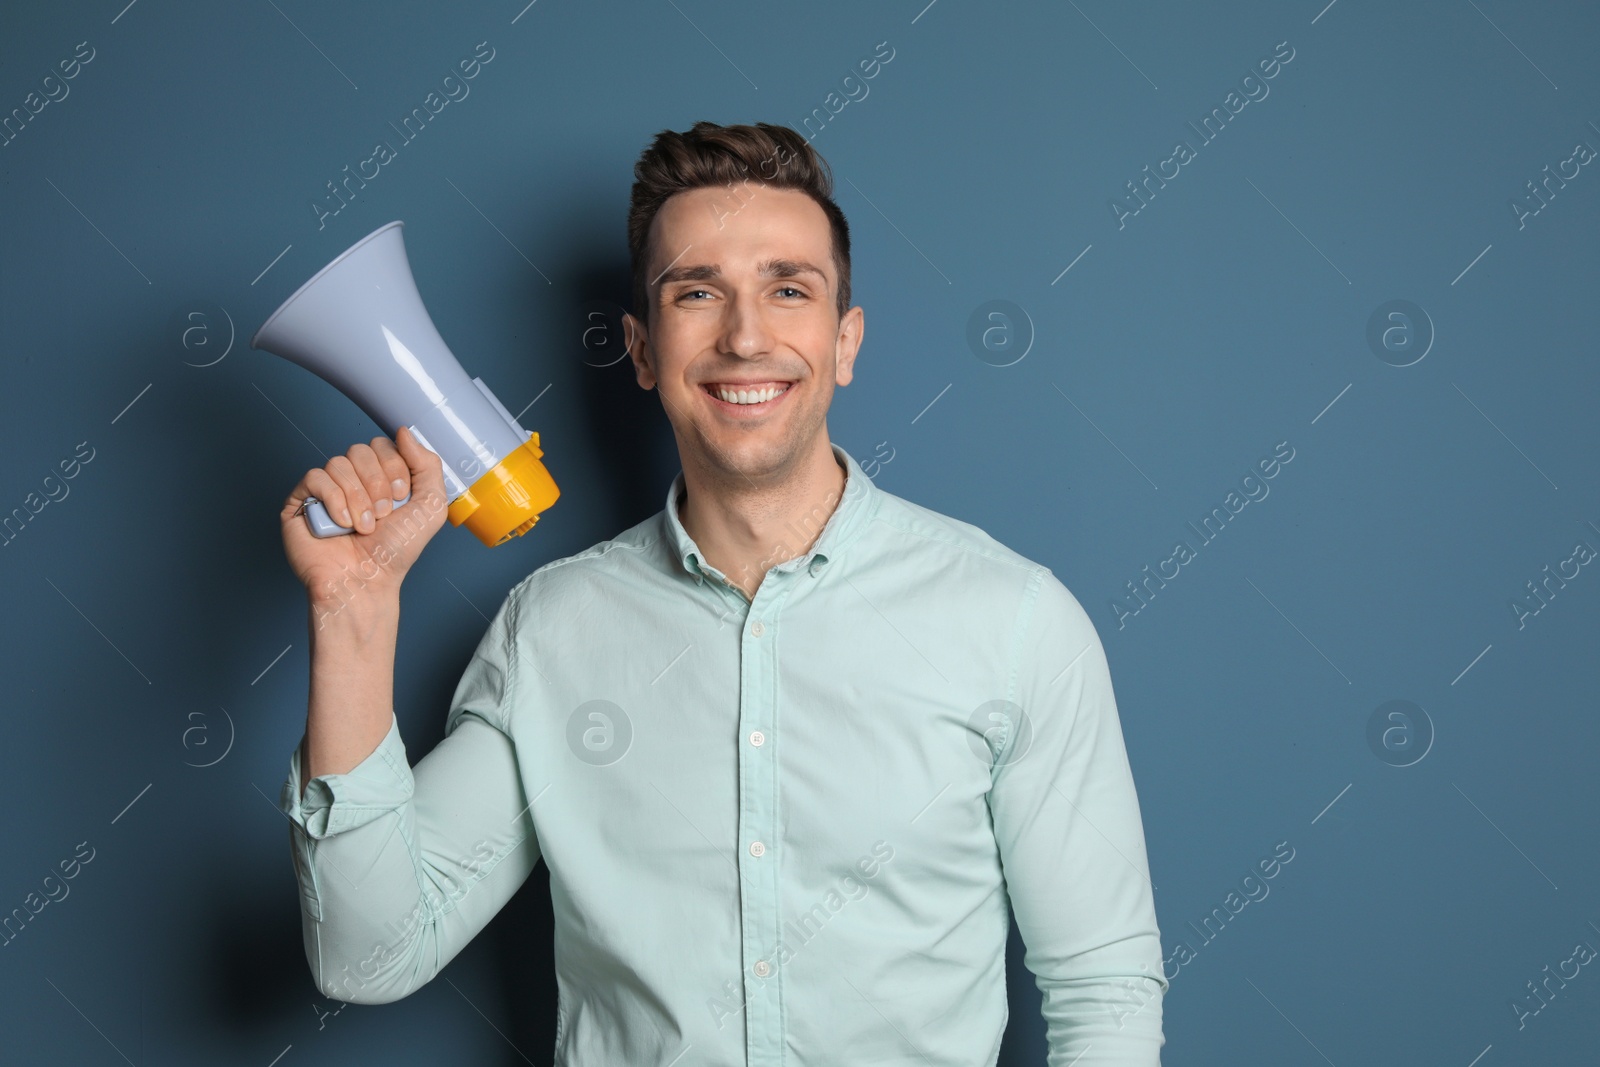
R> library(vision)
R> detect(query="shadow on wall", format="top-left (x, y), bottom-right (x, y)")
top-left (485, 863), bottom-right (559, 1066)
top-left (998, 917), bottom-right (1047, 1063)
top-left (205, 869), bottom-right (334, 1035)
top-left (201, 838), bottom-right (558, 1064)
top-left (563, 252), bottom-right (680, 535)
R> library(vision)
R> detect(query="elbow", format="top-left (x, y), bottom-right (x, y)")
top-left (306, 923), bottom-right (438, 1006)
top-left (315, 981), bottom-right (402, 1008)
top-left (312, 962), bottom-right (424, 1007)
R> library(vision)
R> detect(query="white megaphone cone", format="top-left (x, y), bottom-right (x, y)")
top-left (252, 221), bottom-right (559, 548)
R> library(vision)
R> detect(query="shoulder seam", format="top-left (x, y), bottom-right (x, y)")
top-left (999, 564), bottom-right (1050, 782)
top-left (1005, 565), bottom-right (1050, 708)
top-left (492, 582), bottom-right (517, 735)
top-left (500, 528), bottom-right (666, 732)
top-left (511, 531), bottom-right (661, 597)
top-left (867, 502), bottom-right (1039, 575)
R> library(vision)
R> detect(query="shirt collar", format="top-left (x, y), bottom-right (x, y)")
top-left (662, 442), bottom-right (878, 583)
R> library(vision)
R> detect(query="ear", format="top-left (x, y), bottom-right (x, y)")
top-left (834, 305), bottom-right (864, 388)
top-left (623, 311), bottom-right (655, 390)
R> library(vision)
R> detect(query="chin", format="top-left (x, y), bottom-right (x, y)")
top-left (699, 430), bottom-right (806, 478)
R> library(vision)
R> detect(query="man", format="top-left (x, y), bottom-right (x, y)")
top-left (278, 121), bottom-right (1167, 1065)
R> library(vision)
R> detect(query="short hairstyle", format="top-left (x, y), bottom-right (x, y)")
top-left (627, 121), bottom-right (852, 324)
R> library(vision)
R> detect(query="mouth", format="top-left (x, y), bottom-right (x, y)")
top-left (700, 380), bottom-right (795, 414)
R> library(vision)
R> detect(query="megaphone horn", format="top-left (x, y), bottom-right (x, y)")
top-left (251, 221), bottom-right (559, 548)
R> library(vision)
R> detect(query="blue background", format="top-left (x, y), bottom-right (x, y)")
top-left (3, 0), bottom-right (1597, 1063)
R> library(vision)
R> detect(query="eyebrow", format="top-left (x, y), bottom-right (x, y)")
top-left (656, 258), bottom-right (829, 289)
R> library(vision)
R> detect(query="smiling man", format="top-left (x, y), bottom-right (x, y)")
top-left (621, 126), bottom-right (864, 602)
top-left (278, 121), bottom-right (1168, 1066)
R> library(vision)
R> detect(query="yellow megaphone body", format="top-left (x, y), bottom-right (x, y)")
top-left (251, 221), bottom-right (558, 547)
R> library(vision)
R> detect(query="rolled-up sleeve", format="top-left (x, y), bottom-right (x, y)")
top-left (284, 711), bottom-right (412, 842)
top-left (276, 587), bottom-right (542, 1005)
top-left (989, 568), bottom-right (1168, 1066)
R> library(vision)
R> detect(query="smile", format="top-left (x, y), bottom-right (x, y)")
top-left (701, 381), bottom-right (793, 412)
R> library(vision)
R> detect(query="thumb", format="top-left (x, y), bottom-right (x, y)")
top-left (394, 425), bottom-right (449, 507)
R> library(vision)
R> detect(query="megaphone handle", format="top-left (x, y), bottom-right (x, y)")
top-left (301, 491), bottom-right (412, 538)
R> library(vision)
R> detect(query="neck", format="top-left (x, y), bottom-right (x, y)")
top-left (678, 435), bottom-right (846, 600)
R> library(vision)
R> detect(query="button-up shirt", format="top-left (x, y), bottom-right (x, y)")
top-left (279, 441), bottom-right (1168, 1065)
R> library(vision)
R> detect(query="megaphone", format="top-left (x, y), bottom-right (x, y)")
top-left (251, 220), bottom-right (559, 548)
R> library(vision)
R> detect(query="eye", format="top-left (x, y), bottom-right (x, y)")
top-left (677, 288), bottom-right (714, 301)
top-left (774, 286), bottom-right (806, 299)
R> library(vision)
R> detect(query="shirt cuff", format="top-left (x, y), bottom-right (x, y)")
top-left (279, 712), bottom-right (413, 840)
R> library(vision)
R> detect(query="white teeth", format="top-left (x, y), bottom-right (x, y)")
top-left (712, 384), bottom-right (788, 405)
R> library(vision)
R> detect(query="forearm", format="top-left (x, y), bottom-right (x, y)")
top-left (292, 771), bottom-right (434, 1004)
top-left (301, 590), bottom-right (401, 800)
top-left (281, 579), bottom-right (540, 1004)
top-left (283, 711), bottom-right (540, 1005)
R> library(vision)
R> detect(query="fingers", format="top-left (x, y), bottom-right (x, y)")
top-left (290, 466), bottom-right (352, 528)
top-left (355, 441), bottom-right (400, 521)
top-left (369, 435), bottom-right (411, 506)
top-left (283, 429), bottom-right (444, 536)
top-left (323, 455), bottom-right (373, 532)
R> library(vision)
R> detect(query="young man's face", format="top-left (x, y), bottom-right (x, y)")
top-left (625, 184), bottom-right (863, 487)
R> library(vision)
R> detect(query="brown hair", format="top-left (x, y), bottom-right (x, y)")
top-left (627, 121), bottom-right (852, 324)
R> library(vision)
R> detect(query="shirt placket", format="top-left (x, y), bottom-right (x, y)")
top-left (738, 570), bottom-right (790, 1066)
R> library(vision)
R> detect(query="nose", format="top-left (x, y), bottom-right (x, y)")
top-left (719, 287), bottom-right (775, 359)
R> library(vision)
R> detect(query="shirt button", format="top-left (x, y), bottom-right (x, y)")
top-left (750, 619), bottom-right (765, 637)
top-left (753, 960), bottom-right (772, 978)
top-left (749, 730), bottom-right (765, 747)
top-left (749, 841), bottom-right (766, 857)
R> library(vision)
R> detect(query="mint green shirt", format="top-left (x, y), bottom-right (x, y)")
top-left (279, 442), bottom-right (1167, 1065)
